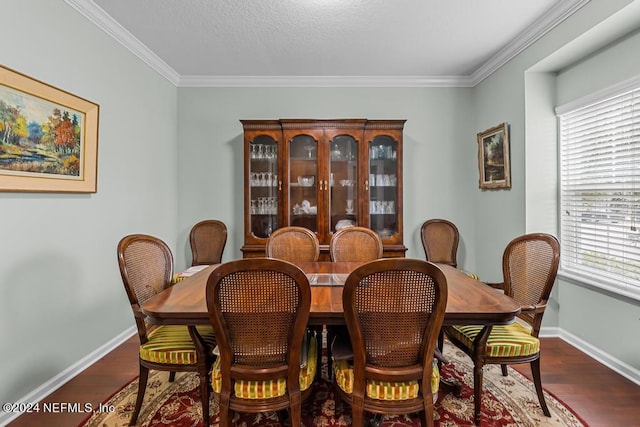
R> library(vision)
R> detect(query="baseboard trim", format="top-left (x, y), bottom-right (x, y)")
top-left (0, 326), bottom-right (136, 426)
top-left (539, 326), bottom-right (561, 337)
top-left (541, 326), bottom-right (640, 385)
top-left (558, 329), bottom-right (640, 386)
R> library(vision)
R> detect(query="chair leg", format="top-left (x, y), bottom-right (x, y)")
top-left (531, 358), bottom-right (551, 416)
top-left (317, 326), bottom-right (325, 380)
top-left (218, 393), bottom-right (231, 427)
top-left (473, 363), bottom-right (484, 425)
top-left (130, 364), bottom-right (149, 426)
top-left (289, 400), bottom-right (302, 427)
top-left (421, 398), bottom-right (435, 427)
top-left (437, 330), bottom-right (446, 368)
top-left (501, 364), bottom-right (508, 376)
top-left (351, 396), bottom-right (365, 427)
top-left (199, 370), bottom-right (210, 426)
top-left (169, 371), bottom-right (176, 382)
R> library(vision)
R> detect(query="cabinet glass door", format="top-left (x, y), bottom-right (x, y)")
top-left (329, 135), bottom-right (358, 233)
top-left (289, 135), bottom-right (319, 233)
top-left (368, 135), bottom-right (398, 239)
top-left (249, 136), bottom-right (279, 238)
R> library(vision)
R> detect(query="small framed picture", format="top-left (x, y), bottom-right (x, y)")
top-left (477, 123), bottom-right (510, 189)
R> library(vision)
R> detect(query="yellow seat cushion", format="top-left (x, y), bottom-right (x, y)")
top-left (333, 359), bottom-right (439, 402)
top-left (445, 322), bottom-right (540, 358)
top-left (212, 335), bottom-right (317, 399)
top-left (462, 270), bottom-right (479, 280)
top-left (140, 325), bottom-right (216, 364)
top-left (172, 274), bottom-right (186, 284)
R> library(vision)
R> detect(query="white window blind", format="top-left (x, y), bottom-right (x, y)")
top-left (558, 83), bottom-right (640, 300)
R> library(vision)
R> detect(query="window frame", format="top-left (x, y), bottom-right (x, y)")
top-left (556, 74), bottom-right (640, 302)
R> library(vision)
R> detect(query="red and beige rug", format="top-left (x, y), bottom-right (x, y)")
top-left (81, 342), bottom-right (586, 427)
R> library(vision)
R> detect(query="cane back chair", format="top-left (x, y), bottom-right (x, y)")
top-left (189, 219), bottom-right (228, 266)
top-left (334, 258), bottom-right (448, 427)
top-left (117, 234), bottom-right (216, 425)
top-left (330, 226), bottom-right (383, 262)
top-left (444, 233), bottom-right (560, 424)
top-left (420, 219), bottom-right (460, 267)
top-left (266, 226), bottom-right (320, 263)
top-left (206, 258), bottom-right (316, 427)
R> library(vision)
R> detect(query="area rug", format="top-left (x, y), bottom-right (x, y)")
top-left (81, 342), bottom-right (586, 427)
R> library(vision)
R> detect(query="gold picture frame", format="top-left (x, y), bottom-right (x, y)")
top-left (0, 65), bottom-right (99, 192)
top-left (477, 122), bottom-right (510, 189)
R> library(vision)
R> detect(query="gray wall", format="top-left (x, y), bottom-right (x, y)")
top-left (176, 87), bottom-right (478, 268)
top-left (476, 0), bottom-right (640, 374)
top-left (553, 21), bottom-right (640, 371)
top-left (1, 0), bottom-right (178, 406)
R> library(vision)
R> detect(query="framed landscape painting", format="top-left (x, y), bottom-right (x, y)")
top-left (0, 65), bottom-right (99, 192)
top-left (477, 123), bottom-right (511, 189)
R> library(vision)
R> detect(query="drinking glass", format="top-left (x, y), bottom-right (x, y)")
top-left (346, 199), bottom-right (354, 214)
top-left (304, 145), bottom-right (315, 159)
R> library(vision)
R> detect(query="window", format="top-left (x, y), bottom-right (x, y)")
top-left (557, 77), bottom-right (640, 300)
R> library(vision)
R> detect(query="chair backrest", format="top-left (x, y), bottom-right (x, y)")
top-left (343, 258), bottom-right (447, 390)
top-left (502, 233), bottom-right (560, 336)
top-left (330, 226), bottom-right (383, 262)
top-left (206, 258), bottom-right (311, 386)
top-left (117, 234), bottom-right (174, 338)
top-left (420, 219), bottom-right (460, 267)
top-left (266, 226), bottom-right (320, 262)
top-left (189, 219), bottom-right (228, 265)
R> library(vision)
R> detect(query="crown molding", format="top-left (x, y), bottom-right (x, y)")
top-left (469, 0), bottom-right (590, 86)
top-left (66, 0), bottom-right (588, 88)
top-left (177, 74), bottom-right (475, 88)
top-left (64, 0), bottom-right (181, 85)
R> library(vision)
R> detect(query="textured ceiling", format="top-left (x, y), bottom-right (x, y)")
top-left (68, 0), bottom-right (588, 86)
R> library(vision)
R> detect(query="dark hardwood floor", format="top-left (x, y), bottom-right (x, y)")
top-left (8, 336), bottom-right (640, 426)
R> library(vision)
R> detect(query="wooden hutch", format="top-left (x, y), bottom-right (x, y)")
top-left (241, 119), bottom-right (406, 260)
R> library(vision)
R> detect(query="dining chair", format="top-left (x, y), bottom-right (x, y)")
top-left (333, 258), bottom-right (448, 427)
top-left (329, 226), bottom-right (383, 262)
top-left (206, 258), bottom-right (316, 427)
top-left (189, 219), bottom-right (228, 265)
top-left (420, 218), bottom-right (478, 365)
top-left (420, 218), bottom-right (479, 280)
top-left (420, 219), bottom-right (460, 267)
top-left (443, 233), bottom-right (560, 424)
top-left (328, 226), bottom-right (384, 376)
top-left (117, 234), bottom-right (216, 426)
top-left (266, 226), bottom-right (320, 262)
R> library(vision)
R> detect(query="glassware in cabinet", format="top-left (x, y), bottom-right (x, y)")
top-left (288, 134), bottom-right (319, 233)
top-left (368, 134), bottom-right (399, 240)
top-left (249, 135), bottom-right (279, 238)
top-left (329, 135), bottom-right (359, 233)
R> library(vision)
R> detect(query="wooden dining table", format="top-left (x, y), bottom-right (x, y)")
top-left (142, 260), bottom-right (519, 396)
top-left (142, 261), bottom-right (520, 327)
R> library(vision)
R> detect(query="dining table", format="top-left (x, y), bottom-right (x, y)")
top-left (142, 261), bottom-right (521, 328)
top-left (142, 260), bottom-right (520, 396)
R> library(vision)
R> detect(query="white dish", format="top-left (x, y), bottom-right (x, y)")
top-left (335, 219), bottom-right (356, 230)
top-left (297, 175), bottom-right (315, 187)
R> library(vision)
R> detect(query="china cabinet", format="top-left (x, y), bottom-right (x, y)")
top-left (241, 119), bottom-right (406, 260)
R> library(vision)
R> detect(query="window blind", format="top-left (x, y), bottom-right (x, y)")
top-left (558, 86), bottom-right (640, 299)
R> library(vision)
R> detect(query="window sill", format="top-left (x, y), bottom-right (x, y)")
top-left (558, 269), bottom-right (640, 303)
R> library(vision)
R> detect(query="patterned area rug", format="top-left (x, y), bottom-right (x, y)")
top-left (81, 342), bottom-right (586, 427)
